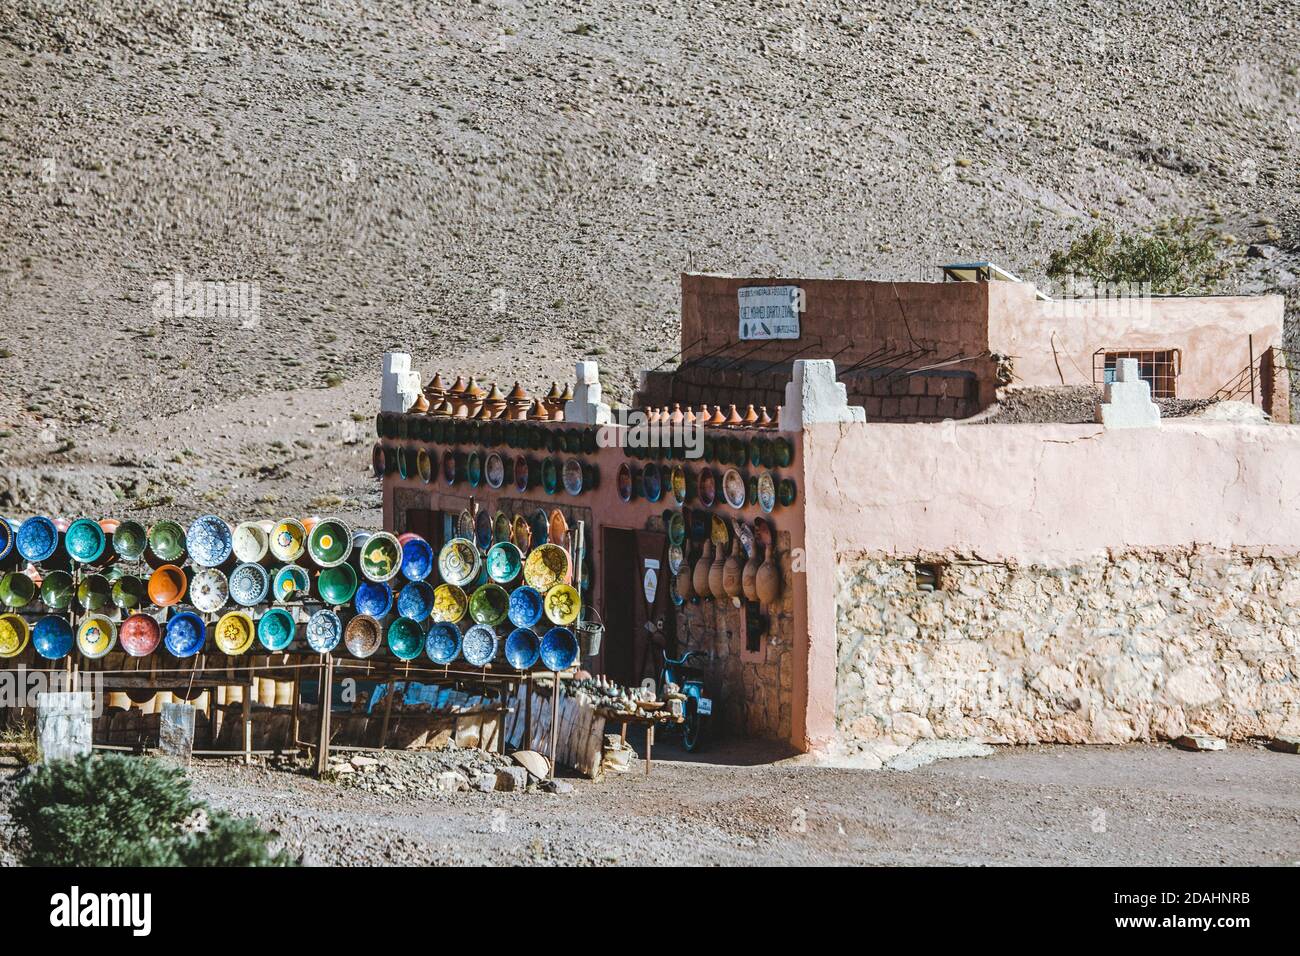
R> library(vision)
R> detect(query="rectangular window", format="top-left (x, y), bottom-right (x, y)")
top-left (1094, 349), bottom-right (1180, 399)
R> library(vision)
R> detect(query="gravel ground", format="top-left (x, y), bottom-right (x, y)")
top-left (974, 385), bottom-right (1222, 424)
top-left (166, 740), bottom-right (1300, 866)
top-left (0, 0), bottom-right (1297, 521)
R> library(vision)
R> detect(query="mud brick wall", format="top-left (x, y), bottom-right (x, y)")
top-left (834, 550), bottom-right (1300, 763)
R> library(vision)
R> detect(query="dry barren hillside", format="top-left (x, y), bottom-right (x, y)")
top-left (0, 0), bottom-right (1297, 520)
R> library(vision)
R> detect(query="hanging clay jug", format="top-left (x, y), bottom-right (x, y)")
top-left (677, 556), bottom-right (695, 602)
top-left (693, 540), bottom-right (713, 600)
top-left (742, 542), bottom-right (762, 602)
top-left (723, 536), bottom-right (744, 599)
top-left (756, 546), bottom-right (781, 605)
top-left (708, 538), bottom-right (727, 600)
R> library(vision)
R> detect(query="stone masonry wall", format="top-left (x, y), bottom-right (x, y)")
top-left (835, 549), bottom-right (1300, 762)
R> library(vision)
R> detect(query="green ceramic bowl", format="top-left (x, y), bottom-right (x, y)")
top-left (148, 520), bottom-right (186, 562)
top-left (112, 520), bottom-right (148, 562)
top-left (469, 583), bottom-right (510, 626)
top-left (387, 617), bottom-right (425, 661)
top-left (65, 518), bottom-right (106, 564)
top-left (359, 532), bottom-right (403, 583)
top-left (317, 563), bottom-right (358, 606)
top-left (39, 570), bottom-right (74, 610)
top-left (0, 571), bottom-right (35, 609)
top-left (307, 518), bottom-right (352, 568)
top-left (111, 574), bottom-right (147, 611)
top-left (76, 573), bottom-right (112, 611)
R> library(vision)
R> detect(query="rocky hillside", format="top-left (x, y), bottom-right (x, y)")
top-left (0, 0), bottom-right (1296, 518)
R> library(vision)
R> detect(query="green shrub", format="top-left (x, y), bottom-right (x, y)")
top-left (1046, 219), bottom-right (1233, 294)
top-left (9, 754), bottom-right (291, 867)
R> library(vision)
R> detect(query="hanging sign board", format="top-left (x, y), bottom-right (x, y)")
top-left (738, 285), bottom-right (802, 340)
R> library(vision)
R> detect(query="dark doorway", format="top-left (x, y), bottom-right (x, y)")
top-left (601, 527), bottom-right (640, 686)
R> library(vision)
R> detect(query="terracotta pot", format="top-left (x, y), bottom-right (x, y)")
top-left (756, 547), bottom-right (781, 605)
top-left (692, 540), bottom-right (713, 600)
top-left (708, 539), bottom-right (727, 600)
top-left (676, 559), bottom-right (695, 602)
top-left (742, 543), bottom-right (762, 602)
top-left (723, 537), bottom-right (744, 599)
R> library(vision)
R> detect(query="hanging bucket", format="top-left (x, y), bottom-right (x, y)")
top-left (575, 604), bottom-right (604, 657)
top-left (257, 607), bottom-right (297, 652)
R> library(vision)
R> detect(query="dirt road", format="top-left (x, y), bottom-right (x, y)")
top-left (184, 741), bottom-right (1300, 866)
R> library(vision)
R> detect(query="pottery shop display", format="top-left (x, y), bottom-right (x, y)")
top-left (469, 583), bottom-right (510, 627)
top-left (186, 515), bottom-right (232, 568)
top-left (399, 534), bottom-right (434, 582)
top-left (273, 564), bottom-right (311, 602)
top-left (461, 624), bottom-right (498, 667)
top-left (486, 542), bottom-right (523, 585)
top-left (307, 518), bottom-right (352, 568)
top-left (543, 583), bottom-right (580, 626)
top-left (539, 626), bottom-right (579, 671)
top-left (306, 608), bottom-right (344, 653)
top-left (344, 613), bottom-right (384, 659)
top-left (397, 581), bottom-right (436, 622)
top-left (229, 563), bottom-right (271, 607)
top-left (231, 521), bottom-right (269, 564)
top-left (0, 613), bottom-right (30, 659)
top-left (504, 627), bottom-right (541, 670)
top-left (215, 610), bottom-right (256, 655)
top-left (110, 574), bottom-right (147, 611)
top-left (189, 568), bottom-right (229, 614)
top-left (39, 570), bottom-right (75, 610)
top-left (31, 616), bottom-right (74, 660)
top-left (438, 538), bottom-right (481, 587)
top-left (112, 520), bottom-right (149, 562)
top-left (387, 617), bottom-right (425, 661)
top-left (317, 563), bottom-right (358, 606)
top-left (431, 583), bottom-right (468, 623)
top-left (0, 570), bottom-right (35, 609)
top-left (17, 516), bottom-right (59, 563)
top-left (354, 579), bottom-right (394, 618)
top-left (257, 608), bottom-right (297, 652)
top-left (425, 622), bottom-right (462, 665)
top-left (65, 518), bottom-right (107, 565)
top-left (77, 614), bottom-right (118, 660)
top-left (269, 519), bottom-right (307, 563)
top-left (359, 531), bottom-right (403, 582)
top-left (524, 544), bottom-right (570, 591)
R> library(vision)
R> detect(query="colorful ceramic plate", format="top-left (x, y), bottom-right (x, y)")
top-left (0, 613), bottom-right (30, 659)
top-left (541, 457), bottom-right (560, 495)
top-left (147, 565), bottom-right (186, 607)
top-left (398, 581), bottom-right (437, 622)
top-left (112, 520), bottom-right (149, 562)
top-left (215, 610), bottom-right (256, 655)
top-left (186, 515), bottom-right (232, 568)
top-left (524, 544), bottom-right (570, 591)
top-left (466, 451), bottom-right (483, 488)
top-left (667, 511), bottom-right (686, 546)
top-left (486, 542), bottom-right (523, 585)
top-left (668, 543), bottom-right (685, 574)
top-left (0, 571), bottom-right (34, 609)
top-left (39, 569), bottom-right (75, 610)
top-left (76, 573), bottom-right (111, 611)
top-left (425, 622), bottom-right (462, 665)
top-left (273, 564), bottom-right (310, 602)
top-left (229, 563), bottom-right (270, 607)
top-left (387, 617), bottom-right (425, 661)
top-left (76, 615), bottom-right (116, 659)
top-left (698, 468), bottom-right (717, 507)
top-left (438, 538), bottom-right (481, 587)
top-left (400, 534), bottom-right (434, 581)
top-left (773, 438), bottom-right (793, 468)
top-left (66, 518), bottom-right (107, 564)
top-left (306, 608), bottom-right (343, 653)
top-left (307, 518), bottom-right (352, 568)
top-left (543, 583), bottom-right (580, 626)
top-left (529, 509), bottom-right (550, 547)
top-left (722, 469), bottom-right (746, 509)
top-left (31, 616), bottom-right (73, 660)
top-left (549, 509), bottom-right (569, 547)
top-left (189, 568), bottom-right (229, 614)
top-left (231, 521), bottom-right (268, 564)
top-left (492, 512), bottom-right (511, 544)
top-left (469, 583), bottom-right (510, 626)
top-left (736, 521), bottom-right (755, 558)
top-left (512, 514), bottom-right (532, 552)
top-left (758, 472), bottom-right (777, 513)
top-left (462, 624), bottom-right (498, 667)
top-left (485, 452), bottom-right (507, 490)
top-left (317, 563), bottom-right (358, 606)
top-left (360, 531), bottom-right (403, 582)
top-left (618, 462), bottom-right (635, 502)
top-left (456, 510), bottom-right (474, 540)
top-left (475, 510), bottom-right (493, 551)
top-left (778, 477), bottom-right (798, 507)
top-left (711, 515), bottom-right (731, 548)
top-left (165, 612), bottom-right (205, 658)
top-left (354, 580), bottom-right (394, 618)
top-left (110, 574), bottom-right (147, 611)
top-left (269, 519), bottom-right (307, 562)
top-left (258, 608), bottom-right (297, 652)
top-left (345, 613), bottom-right (383, 659)
top-left (508, 586), bottom-right (544, 628)
top-left (16, 516), bottom-right (59, 563)
top-left (504, 628), bottom-right (541, 670)
top-left (643, 463), bottom-right (663, 502)
top-left (562, 458), bottom-right (584, 496)
top-left (539, 626), bottom-right (579, 671)
top-left (417, 448), bottom-right (434, 483)
top-left (431, 583), bottom-right (468, 623)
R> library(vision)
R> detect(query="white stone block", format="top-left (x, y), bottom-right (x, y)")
top-left (381, 351), bottom-right (423, 413)
top-left (780, 359), bottom-right (866, 432)
top-left (564, 360), bottom-right (611, 424)
top-left (37, 692), bottom-right (93, 763)
top-left (1096, 357), bottom-right (1160, 428)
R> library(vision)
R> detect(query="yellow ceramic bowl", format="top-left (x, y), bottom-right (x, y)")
top-left (432, 584), bottom-right (469, 623)
top-left (438, 538), bottom-right (481, 587)
top-left (77, 615), bottom-right (118, 660)
top-left (214, 610), bottom-right (256, 656)
top-left (270, 519), bottom-right (307, 562)
top-left (524, 543), bottom-right (570, 591)
top-left (543, 583), bottom-right (581, 626)
top-left (0, 613), bottom-right (30, 658)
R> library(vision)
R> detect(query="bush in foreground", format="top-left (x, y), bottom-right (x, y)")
top-left (9, 753), bottom-right (291, 867)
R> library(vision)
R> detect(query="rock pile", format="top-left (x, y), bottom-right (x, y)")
top-left (326, 744), bottom-right (571, 797)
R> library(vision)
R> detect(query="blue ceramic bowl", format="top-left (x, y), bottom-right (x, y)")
top-left (504, 627), bottom-right (541, 670)
top-left (0, 519), bottom-right (13, 563)
top-left (165, 611), bottom-right (206, 658)
top-left (387, 617), bottom-right (425, 661)
top-left (229, 563), bottom-right (270, 607)
top-left (400, 536), bottom-right (434, 582)
top-left (65, 518), bottom-right (106, 564)
top-left (397, 581), bottom-right (435, 622)
top-left (425, 622), bottom-right (462, 665)
top-left (186, 515), bottom-right (233, 568)
top-left (354, 580), bottom-right (394, 618)
top-left (32, 616), bottom-right (73, 660)
top-left (462, 624), bottom-right (498, 667)
top-left (507, 586), bottom-right (545, 629)
top-left (306, 608), bottom-right (343, 653)
top-left (16, 516), bottom-right (58, 563)
top-left (486, 542), bottom-right (523, 585)
top-left (257, 607), bottom-right (297, 652)
top-left (539, 626), bottom-right (579, 671)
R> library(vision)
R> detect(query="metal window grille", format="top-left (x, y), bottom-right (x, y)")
top-left (1092, 349), bottom-right (1180, 399)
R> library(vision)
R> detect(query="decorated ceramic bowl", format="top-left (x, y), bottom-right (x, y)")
top-left (548, 509), bottom-right (569, 547)
top-left (474, 511), bottom-right (493, 551)
top-left (778, 477), bottom-right (798, 507)
top-left (671, 465), bottom-right (690, 504)
top-left (539, 626), bottom-right (579, 672)
top-left (562, 458), bottom-right (584, 496)
top-left (345, 614), bottom-right (383, 659)
top-left (118, 614), bottom-right (161, 657)
top-left (66, 518), bottom-right (107, 565)
top-left (508, 586), bottom-right (544, 629)
top-left (317, 563), bottom-right (358, 606)
top-left (229, 563), bottom-right (270, 607)
top-left (39, 570), bottom-right (74, 610)
top-left (354, 580), bottom-right (394, 618)
top-left (529, 509), bottom-right (550, 547)
top-left (461, 624), bottom-right (498, 667)
top-left (215, 610), bottom-right (256, 655)
top-left (306, 608), bottom-right (343, 653)
top-left (773, 437), bottom-right (793, 468)
top-left (76, 573), bottom-right (111, 612)
top-left (307, 518), bottom-right (352, 568)
top-left (163, 612), bottom-right (204, 658)
top-left (485, 452), bottom-right (507, 490)
top-left (16, 516), bottom-right (58, 563)
top-left (524, 543), bottom-right (570, 591)
top-left (399, 535), bottom-right (434, 582)
top-left (469, 583), bottom-right (510, 626)
top-left (438, 538), bottom-right (481, 587)
top-left (110, 574), bottom-right (147, 611)
top-left (112, 520), bottom-right (149, 562)
top-left (431, 583), bottom-right (468, 623)
top-left (417, 448), bottom-right (434, 483)
top-left (231, 521), bottom-right (269, 564)
top-left (643, 462), bottom-right (663, 503)
top-left (0, 571), bottom-right (35, 609)
top-left (757, 472), bottom-right (777, 513)
top-left (618, 462), bottom-right (636, 502)
top-left (466, 451), bottom-right (483, 488)
top-left (512, 514), bottom-right (532, 552)
top-left (698, 468), bottom-right (717, 507)
top-left (504, 627), bottom-right (541, 670)
top-left (667, 511), bottom-right (687, 546)
top-left (189, 568), bottom-right (229, 614)
top-left (358, 531), bottom-right (402, 582)
top-left (270, 519), bottom-right (307, 562)
top-left (486, 542), bottom-right (523, 585)
top-left (425, 621), bottom-right (462, 665)
top-left (0, 613), bottom-right (30, 659)
top-left (541, 457), bottom-right (560, 495)
top-left (77, 614), bottom-right (118, 659)
top-left (492, 512), bottom-right (511, 544)
top-left (32, 616), bottom-right (73, 660)
top-left (186, 515), bottom-right (233, 568)
top-left (257, 608), bottom-right (297, 652)
top-left (147, 519), bottom-right (186, 563)
top-left (543, 583), bottom-right (581, 626)
top-left (668, 543), bottom-right (685, 574)
top-left (398, 581), bottom-right (436, 622)
top-left (387, 617), bottom-right (425, 661)
top-left (273, 564), bottom-right (310, 602)
top-left (723, 469), bottom-right (746, 509)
